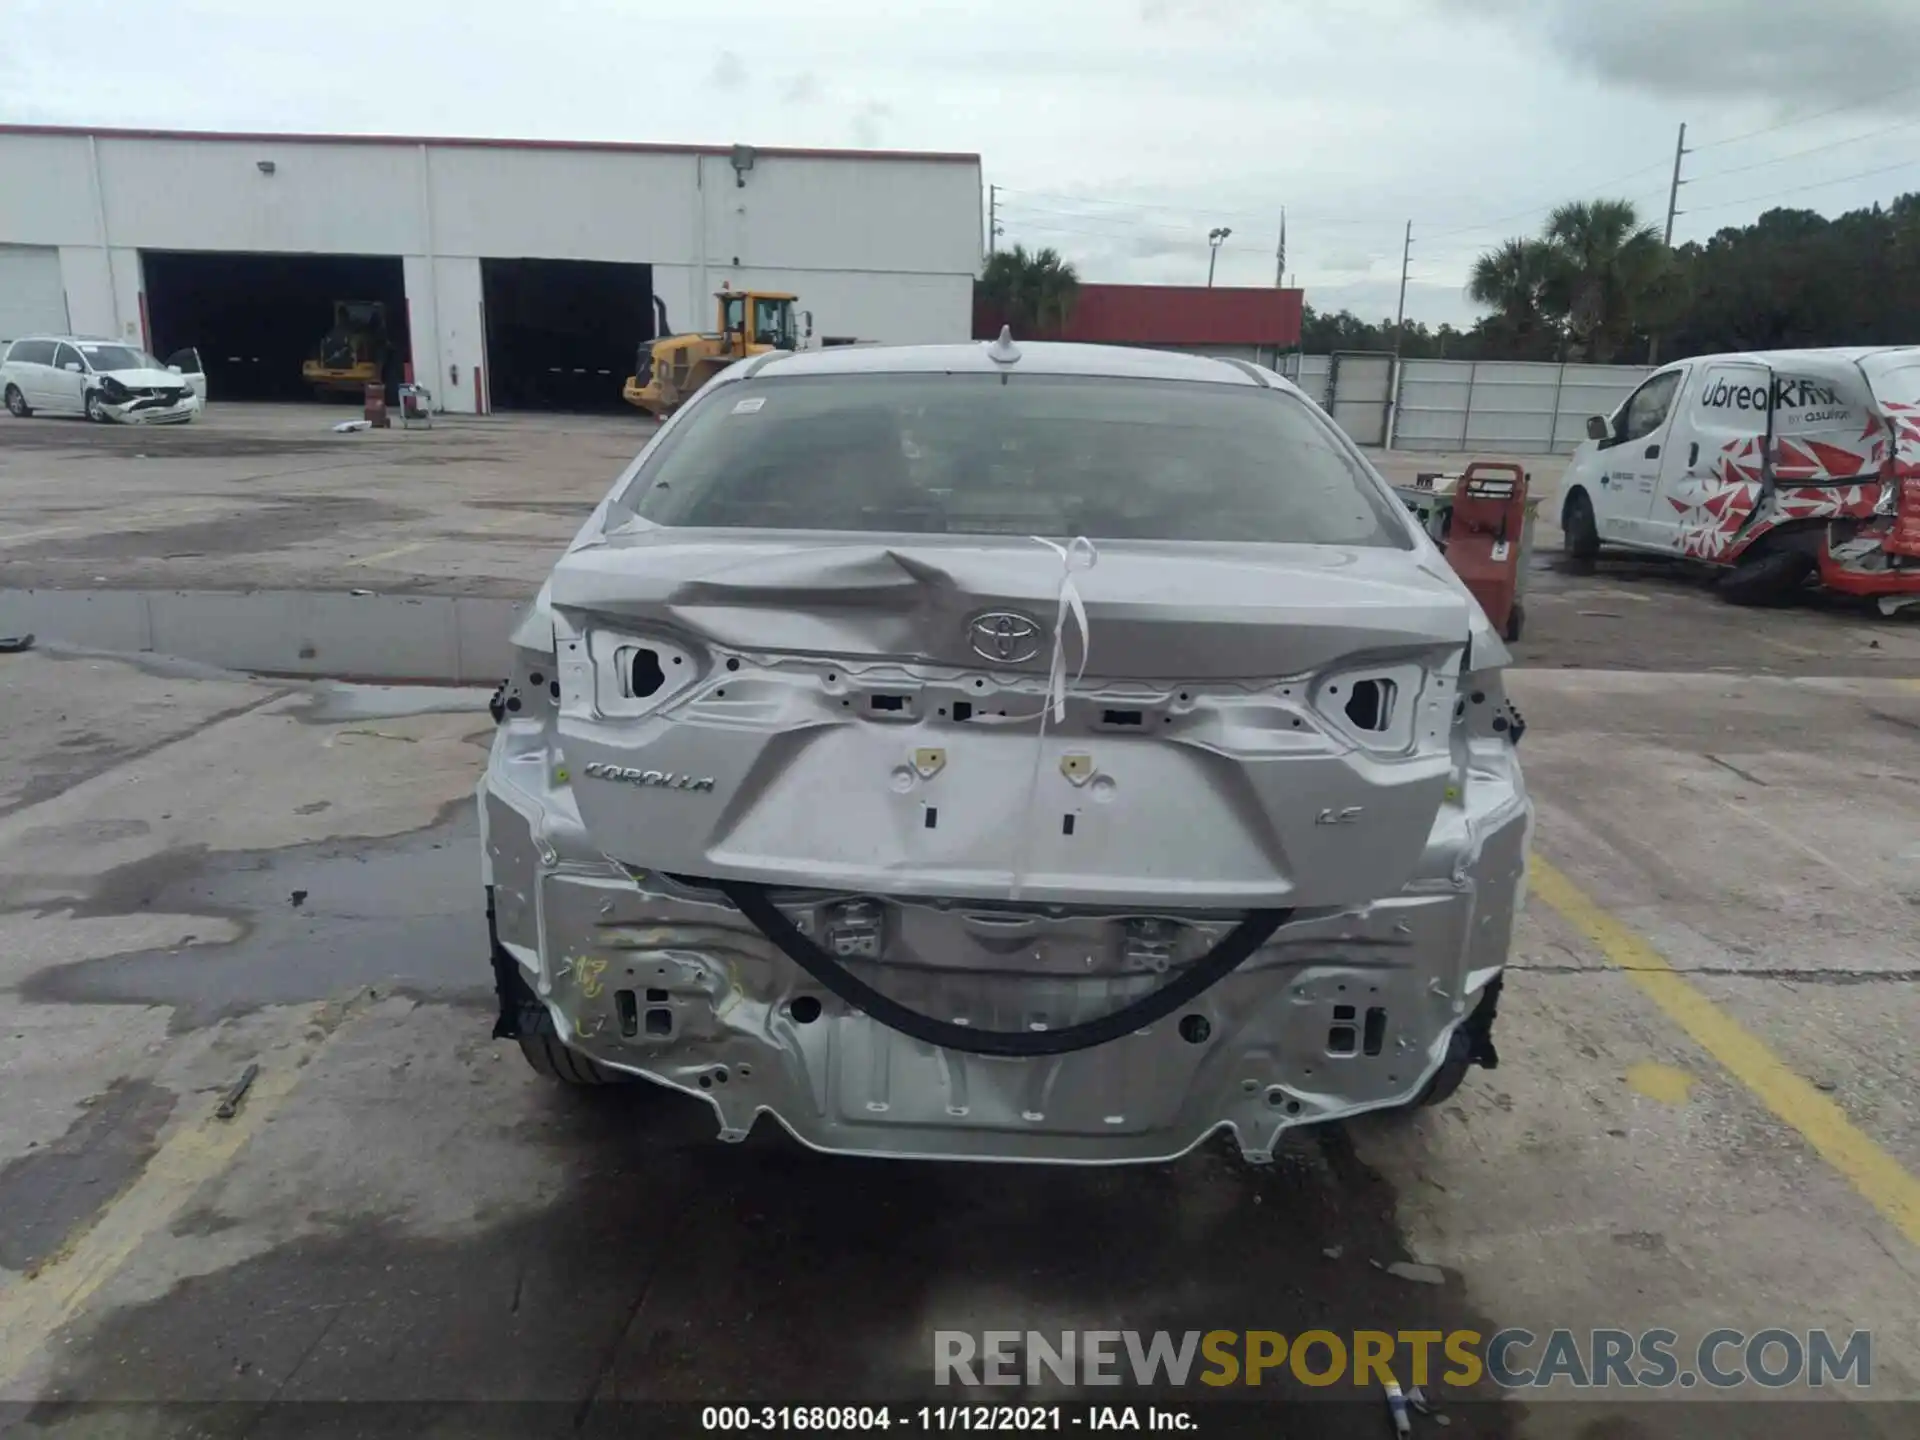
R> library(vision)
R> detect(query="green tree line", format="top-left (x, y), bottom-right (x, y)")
top-left (1302, 190), bottom-right (1920, 364)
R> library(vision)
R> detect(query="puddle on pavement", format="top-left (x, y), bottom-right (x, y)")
top-left (8, 1095), bottom-right (1524, 1437)
top-left (29, 497), bottom-right (416, 564)
top-left (295, 681), bottom-right (493, 723)
top-left (21, 807), bottom-right (488, 1030)
top-left (0, 1078), bottom-right (176, 1273)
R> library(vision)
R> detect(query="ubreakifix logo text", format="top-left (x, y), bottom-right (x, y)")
top-left (1699, 373), bottom-right (1848, 415)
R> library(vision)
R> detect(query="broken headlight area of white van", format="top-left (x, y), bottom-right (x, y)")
top-left (91, 377), bottom-right (200, 423)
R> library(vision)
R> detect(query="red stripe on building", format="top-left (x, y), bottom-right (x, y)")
top-left (975, 284), bottom-right (1303, 349)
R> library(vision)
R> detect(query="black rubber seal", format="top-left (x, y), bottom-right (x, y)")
top-left (716, 880), bottom-right (1291, 1057)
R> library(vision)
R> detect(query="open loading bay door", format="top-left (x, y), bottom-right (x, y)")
top-left (481, 259), bottom-right (653, 412)
top-left (142, 251), bottom-right (410, 403)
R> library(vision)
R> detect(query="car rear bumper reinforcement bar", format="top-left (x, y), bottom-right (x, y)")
top-left (714, 878), bottom-right (1291, 1058)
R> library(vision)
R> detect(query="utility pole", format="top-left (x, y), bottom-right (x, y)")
top-left (1393, 219), bottom-right (1412, 354)
top-left (1662, 122), bottom-right (1687, 246)
top-left (1650, 122), bottom-right (1688, 364)
top-left (988, 184), bottom-right (1002, 256)
top-left (1274, 208), bottom-right (1286, 287)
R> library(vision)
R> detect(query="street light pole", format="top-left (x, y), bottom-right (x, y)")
top-left (1207, 226), bottom-right (1231, 287)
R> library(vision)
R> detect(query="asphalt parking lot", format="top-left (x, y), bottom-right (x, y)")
top-left (2, 404), bottom-right (1919, 1437)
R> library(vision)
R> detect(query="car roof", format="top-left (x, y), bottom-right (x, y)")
top-left (1675, 345), bottom-right (1920, 373)
top-left (750, 339), bottom-right (1277, 388)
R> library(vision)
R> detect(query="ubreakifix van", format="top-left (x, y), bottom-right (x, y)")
top-left (1559, 346), bottom-right (1920, 611)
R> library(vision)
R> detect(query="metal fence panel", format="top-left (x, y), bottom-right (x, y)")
top-left (1327, 351), bottom-right (1394, 446)
top-left (1459, 361), bottom-right (1563, 453)
top-left (1290, 353), bottom-right (1658, 454)
top-left (1391, 359), bottom-right (1475, 449)
top-left (1281, 352), bottom-right (1331, 404)
top-left (1556, 364), bottom-right (1653, 450)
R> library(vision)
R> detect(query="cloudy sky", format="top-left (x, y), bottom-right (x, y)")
top-left (4, 0), bottom-right (1918, 327)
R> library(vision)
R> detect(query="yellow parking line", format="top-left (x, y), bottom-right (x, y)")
top-left (1529, 856), bottom-right (1920, 1250)
top-left (0, 525), bottom-right (79, 544)
top-left (348, 540), bottom-right (429, 567)
top-left (0, 1004), bottom-right (339, 1390)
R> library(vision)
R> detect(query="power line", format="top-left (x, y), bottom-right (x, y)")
top-left (995, 186), bottom-right (1291, 228)
top-left (1680, 156), bottom-right (1920, 217)
top-left (998, 199), bottom-right (1251, 238)
top-left (1417, 160), bottom-right (1674, 243)
top-left (997, 213), bottom-right (1217, 243)
top-left (1689, 79), bottom-right (1920, 152)
top-left (1001, 147), bottom-right (1681, 254)
top-left (1687, 114), bottom-right (1920, 183)
top-left (998, 111), bottom-right (1920, 273)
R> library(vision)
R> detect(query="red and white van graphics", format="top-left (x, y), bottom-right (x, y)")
top-left (1560, 346), bottom-right (1920, 609)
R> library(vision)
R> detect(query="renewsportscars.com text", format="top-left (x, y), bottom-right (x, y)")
top-left (934, 1329), bottom-right (1871, 1391)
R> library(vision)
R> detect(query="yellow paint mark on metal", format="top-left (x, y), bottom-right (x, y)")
top-left (1624, 1061), bottom-right (1697, 1104)
top-left (0, 1003), bottom-right (342, 1390)
top-left (1530, 855), bottom-right (1920, 1250)
top-left (576, 956), bottom-right (609, 1001)
top-left (347, 540), bottom-right (428, 567)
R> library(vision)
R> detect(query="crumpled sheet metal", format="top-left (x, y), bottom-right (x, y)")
top-left (553, 533), bottom-right (1475, 680)
top-left (480, 759), bottom-right (1528, 1163)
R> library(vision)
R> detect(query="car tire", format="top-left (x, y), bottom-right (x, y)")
top-left (1394, 974), bottom-right (1503, 1112)
top-left (1561, 489), bottom-right (1600, 560)
top-left (4, 385), bottom-right (29, 418)
top-left (84, 390), bottom-right (108, 423)
top-left (1719, 548), bottom-right (1814, 607)
top-left (1409, 1029), bottom-right (1476, 1108)
top-left (515, 1000), bottom-right (627, 1086)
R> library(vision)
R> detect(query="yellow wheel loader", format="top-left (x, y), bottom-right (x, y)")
top-left (302, 300), bottom-right (392, 398)
top-left (623, 287), bottom-right (807, 418)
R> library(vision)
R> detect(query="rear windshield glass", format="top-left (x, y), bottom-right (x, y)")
top-left (622, 374), bottom-right (1409, 546)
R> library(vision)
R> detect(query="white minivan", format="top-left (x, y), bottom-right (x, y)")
top-left (1559, 345), bottom-right (1920, 609)
top-left (1, 336), bottom-right (205, 424)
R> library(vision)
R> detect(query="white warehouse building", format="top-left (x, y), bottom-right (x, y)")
top-left (0, 125), bottom-right (983, 413)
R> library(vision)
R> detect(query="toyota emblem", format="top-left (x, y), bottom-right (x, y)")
top-left (968, 610), bottom-right (1044, 664)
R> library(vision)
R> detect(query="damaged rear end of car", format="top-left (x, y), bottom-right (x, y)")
top-left (480, 344), bottom-right (1531, 1164)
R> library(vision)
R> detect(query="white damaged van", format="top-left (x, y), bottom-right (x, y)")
top-left (1558, 346), bottom-right (1920, 610)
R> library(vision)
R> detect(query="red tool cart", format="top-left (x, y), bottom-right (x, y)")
top-left (1420, 464), bottom-right (1536, 645)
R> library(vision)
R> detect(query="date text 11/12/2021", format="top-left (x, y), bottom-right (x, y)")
top-left (701, 1406), bottom-right (1194, 1431)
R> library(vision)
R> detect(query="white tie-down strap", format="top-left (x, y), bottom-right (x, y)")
top-left (1005, 535), bottom-right (1097, 899)
top-left (1035, 535), bottom-right (1097, 719)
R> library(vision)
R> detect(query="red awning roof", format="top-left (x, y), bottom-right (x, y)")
top-left (975, 284), bottom-right (1302, 348)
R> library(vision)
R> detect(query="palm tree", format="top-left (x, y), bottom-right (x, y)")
top-left (1543, 200), bottom-right (1665, 362)
top-left (1468, 237), bottom-right (1561, 358)
top-left (979, 245), bottom-right (1081, 335)
top-left (1469, 238), bottom-right (1556, 323)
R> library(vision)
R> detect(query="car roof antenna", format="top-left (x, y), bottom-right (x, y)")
top-left (986, 325), bottom-right (1021, 365)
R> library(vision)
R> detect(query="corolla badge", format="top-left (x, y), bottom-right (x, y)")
top-left (582, 762), bottom-right (715, 792)
top-left (968, 610), bottom-right (1045, 664)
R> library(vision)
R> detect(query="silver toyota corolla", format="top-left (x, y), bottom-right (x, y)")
top-left (479, 336), bottom-right (1530, 1164)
